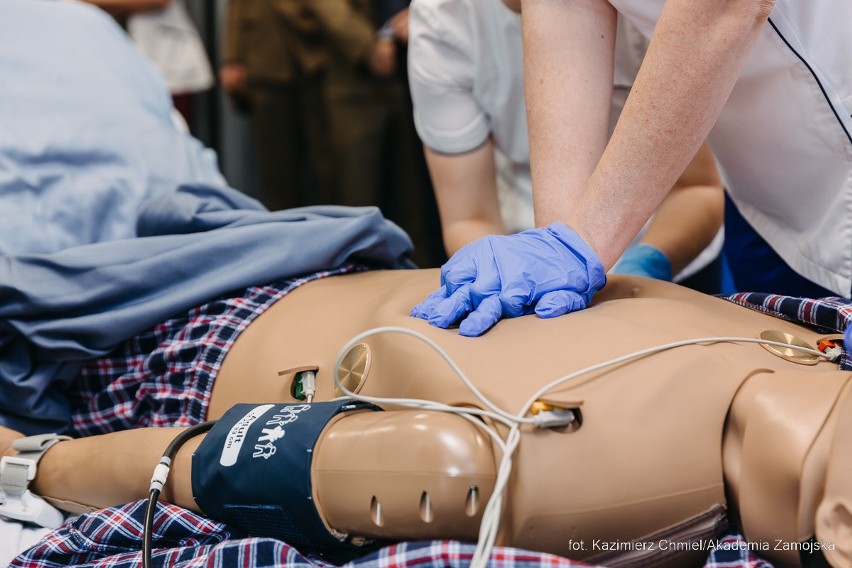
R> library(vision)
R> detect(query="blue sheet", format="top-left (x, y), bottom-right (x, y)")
top-left (0, 0), bottom-right (226, 255)
top-left (0, 185), bottom-right (414, 434)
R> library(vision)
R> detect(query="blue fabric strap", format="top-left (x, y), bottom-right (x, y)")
top-left (192, 400), bottom-right (380, 553)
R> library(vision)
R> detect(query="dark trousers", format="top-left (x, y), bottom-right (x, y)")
top-left (249, 77), bottom-right (336, 211)
top-left (723, 193), bottom-right (836, 297)
top-left (324, 79), bottom-right (445, 267)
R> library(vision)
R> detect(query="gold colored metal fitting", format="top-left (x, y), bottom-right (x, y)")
top-left (758, 330), bottom-right (819, 365)
top-left (336, 343), bottom-right (371, 396)
top-left (529, 401), bottom-right (555, 415)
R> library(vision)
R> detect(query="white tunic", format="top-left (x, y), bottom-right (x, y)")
top-left (610, 0), bottom-right (852, 294)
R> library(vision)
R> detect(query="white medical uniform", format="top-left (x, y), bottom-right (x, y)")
top-left (408, 0), bottom-right (535, 234)
top-left (611, 0), bottom-right (852, 295)
top-left (408, 0), bottom-right (720, 280)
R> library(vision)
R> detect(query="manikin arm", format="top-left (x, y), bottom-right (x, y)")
top-left (524, 0), bottom-right (773, 268)
top-left (0, 425), bottom-right (201, 514)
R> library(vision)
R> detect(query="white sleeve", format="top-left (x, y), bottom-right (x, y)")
top-left (408, 0), bottom-right (490, 154)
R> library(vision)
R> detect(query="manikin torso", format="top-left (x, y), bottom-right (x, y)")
top-left (209, 270), bottom-right (852, 566)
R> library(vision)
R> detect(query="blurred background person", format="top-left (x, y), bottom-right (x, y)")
top-left (318, 0), bottom-right (445, 267)
top-left (83, 0), bottom-right (214, 131)
top-left (219, 0), bottom-right (335, 211)
top-left (220, 0), bottom-right (444, 266)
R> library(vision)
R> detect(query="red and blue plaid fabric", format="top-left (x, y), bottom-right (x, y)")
top-left (10, 499), bottom-right (772, 568)
top-left (68, 265), bottom-right (360, 437)
top-left (701, 534), bottom-right (774, 568)
top-left (722, 293), bottom-right (852, 370)
top-left (18, 288), bottom-right (851, 567)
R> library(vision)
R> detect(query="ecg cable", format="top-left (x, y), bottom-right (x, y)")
top-left (331, 326), bottom-right (839, 568)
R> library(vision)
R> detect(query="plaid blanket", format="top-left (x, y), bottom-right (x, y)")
top-left (12, 500), bottom-right (772, 568)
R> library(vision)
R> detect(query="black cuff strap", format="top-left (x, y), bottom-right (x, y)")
top-left (192, 400), bottom-right (379, 552)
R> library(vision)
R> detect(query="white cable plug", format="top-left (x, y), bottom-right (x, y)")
top-left (149, 458), bottom-right (171, 493)
top-left (300, 370), bottom-right (317, 403)
top-left (531, 408), bottom-right (576, 428)
top-left (823, 345), bottom-right (843, 362)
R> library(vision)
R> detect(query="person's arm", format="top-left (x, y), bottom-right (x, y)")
top-left (219, 0), bottom-right (249, 96)
top-left (636, 143), bottom-right (723, 276)
top-left (389, 7), bottom-right (409, 44)
top-left (523, 0), bottom-right (617, 237)
top-left (525, 0), bottom-right (773, 269)
top-left (82, 0), bottom-right (170, 17)
top-left (424, 140), bottom-right (506, 256)
top-left (408, 0), bottom-right (508, 256)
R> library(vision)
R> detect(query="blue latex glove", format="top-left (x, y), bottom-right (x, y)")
top-left (411, 222), bottom-right (606, 336)
top-left (610, 243), bottom-right (673, 281)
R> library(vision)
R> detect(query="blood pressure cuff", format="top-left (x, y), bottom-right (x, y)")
top-left (192, 400), bottom-right (380, 552)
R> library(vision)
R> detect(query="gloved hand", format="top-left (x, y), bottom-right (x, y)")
top-left (610, 243), bottom-right (672, 281)
top-left (411, 222), bottom-right (606, 337)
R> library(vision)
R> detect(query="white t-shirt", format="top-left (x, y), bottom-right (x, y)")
top-left (606, 0), bottom-right (852, 294)
top-left (409, 0), bottom-right (534, 234)
top-left (408, 0), bottom-right (720, 280)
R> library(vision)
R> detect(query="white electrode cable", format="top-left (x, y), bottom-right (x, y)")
top-left (520, 335), bottom-right (832, 423)
top-left (331, 326), bottom-right (838, 568)
top-left (332, 327), bottom-right (542, 427)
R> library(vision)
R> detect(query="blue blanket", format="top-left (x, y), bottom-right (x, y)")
top-left (0, 185), bottom-right (413, 434)
top-left (0, 0), bottom-right (226, 256)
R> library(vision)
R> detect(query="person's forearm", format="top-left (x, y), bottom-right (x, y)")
top-left (30, 428), bottom-right (201, 513)
top-left (640, 143), bottom-right (723, 274)
top-left (443, 220), bottom-right (506, 256)
top-left (641, 184), bottom-right (723, 275)
top-left (523, 0), bottom-right (616, 229)
top-left (566, 0), bottom-right (773, 268)
top-left (424, 142), bottom-right (506, 255)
